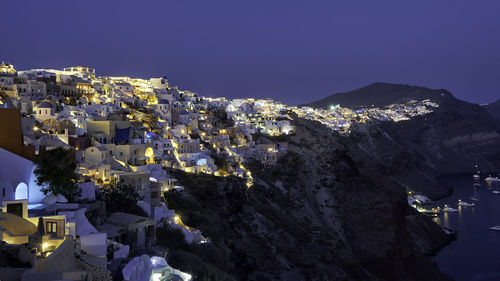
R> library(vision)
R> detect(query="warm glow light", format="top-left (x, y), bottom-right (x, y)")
top-left (151, 273), bottom-right (162, 281)
top-left (145, 147), bottom-right (154, 158)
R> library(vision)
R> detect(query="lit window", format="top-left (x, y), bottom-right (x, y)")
top-left (46, 222), bottom-right (57, 235)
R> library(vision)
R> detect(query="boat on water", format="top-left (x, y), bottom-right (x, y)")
top-left (485, 175), bottom-right (500, 182)
top-left (473, 165), bottom-right (480, 179)
top-left (458, 199), bottom-right (474, 207)
top-left (442, 205), bottom-right (458, 212)
top-left (489, 226), bottom-right (500, 231)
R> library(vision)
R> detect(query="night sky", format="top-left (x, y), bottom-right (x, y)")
top-left (1, 1), bottom-right (499, 105)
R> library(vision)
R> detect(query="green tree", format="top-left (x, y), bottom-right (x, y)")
top-left (97, 181), bottom-right (147, 216)
top-left (33, 147), bottom-right (79, 201)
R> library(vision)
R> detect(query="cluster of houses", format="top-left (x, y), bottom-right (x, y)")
top-left (0, 60), bottom-right (440, 280)
top-left (0, 62), bottom-right (297, 281)
top-left (293, 99), bottom-right (439, 133)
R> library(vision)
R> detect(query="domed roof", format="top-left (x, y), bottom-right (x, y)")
top-left (38, 101), bottom-right (53, 108)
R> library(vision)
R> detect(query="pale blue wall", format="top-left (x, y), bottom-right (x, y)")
top-left (0, 148), bottom-right (45, 204)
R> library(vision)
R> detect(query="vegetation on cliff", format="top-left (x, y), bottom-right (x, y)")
top-left (161, 115), bottom-right (454, 281)
top-left (33, 147), bottom-right (79, 201)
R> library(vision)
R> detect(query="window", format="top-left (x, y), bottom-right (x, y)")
top-left (46, 222), bottom-right (57, 235)
top-left (6, 203), bottom-right (23, 217)
top-left (2, 188), bottom-right (5, 197)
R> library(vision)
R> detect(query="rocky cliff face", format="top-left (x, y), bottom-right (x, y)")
top-left (165, 85), bottom-right (500, 280)
top-left (349, 94), bottom-right (500, 199)
top-left (484, 99), bottom-right (500, 122)
top-left (167, 116), bottom-right (454, 281)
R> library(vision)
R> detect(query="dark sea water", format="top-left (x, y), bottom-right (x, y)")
top-left (432, 174), bottom-right (500, 281)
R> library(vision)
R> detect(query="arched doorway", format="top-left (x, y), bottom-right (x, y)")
top-left (15, 182), bottom-right (28, 200)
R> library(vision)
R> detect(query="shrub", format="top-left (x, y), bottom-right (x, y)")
top-left (168, 250), bottom-right (234, 281)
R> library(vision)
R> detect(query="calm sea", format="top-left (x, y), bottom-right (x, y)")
top-left (432, 174), bottom-right (500, 281)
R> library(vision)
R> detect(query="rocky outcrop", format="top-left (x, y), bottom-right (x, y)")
top-left (484, 99), bottom-right (500, 122)
top-left (304, 83), bottom-right (500, 180)
top-left (351, 96), bottom-right (500, 185)
top-left (164, 84), bottom-right (500, 280)
top-left (167, 116), bottom-right (454, 281)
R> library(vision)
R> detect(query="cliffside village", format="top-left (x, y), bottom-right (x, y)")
top-left (0, 62), bottom-right (439, 281)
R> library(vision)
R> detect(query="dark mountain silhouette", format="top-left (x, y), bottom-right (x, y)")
top-left (302, 82), bottom-right (452, 108)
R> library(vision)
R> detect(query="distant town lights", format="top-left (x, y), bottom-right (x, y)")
top-left (329, 104), bottom-right (339, 111)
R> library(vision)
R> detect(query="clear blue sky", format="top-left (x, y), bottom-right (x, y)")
top-left (1, 0), bottom-right (499, 105)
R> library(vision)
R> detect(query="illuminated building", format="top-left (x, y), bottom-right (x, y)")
top-left (0, 62), bottom-right (16, 74)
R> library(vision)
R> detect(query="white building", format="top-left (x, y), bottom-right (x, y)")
top-left (33, 101), bottom-right (56, 122)
top-left (0, 148), bottom-right (45, 204)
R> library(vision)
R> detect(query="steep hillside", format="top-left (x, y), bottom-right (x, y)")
top-left (302, 83), bottom-right (452, 108)
top-left (484, 99), bottom-right (500, 122)
top-left (305, 82), bottom-right (500, 182)
top-left (162, 84), bottom-right (500, 280)
top-left (349, 95), bottom-right (500, 185)
top-left (164, 117), bottom-right (454, 281)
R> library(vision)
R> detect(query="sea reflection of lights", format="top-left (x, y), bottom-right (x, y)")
top-left (458, 205), bottom-right (462, 222)
top-left (433, 215), bottom-right (441, 224)
top-left (443, 211), bottom-right (449, 228)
